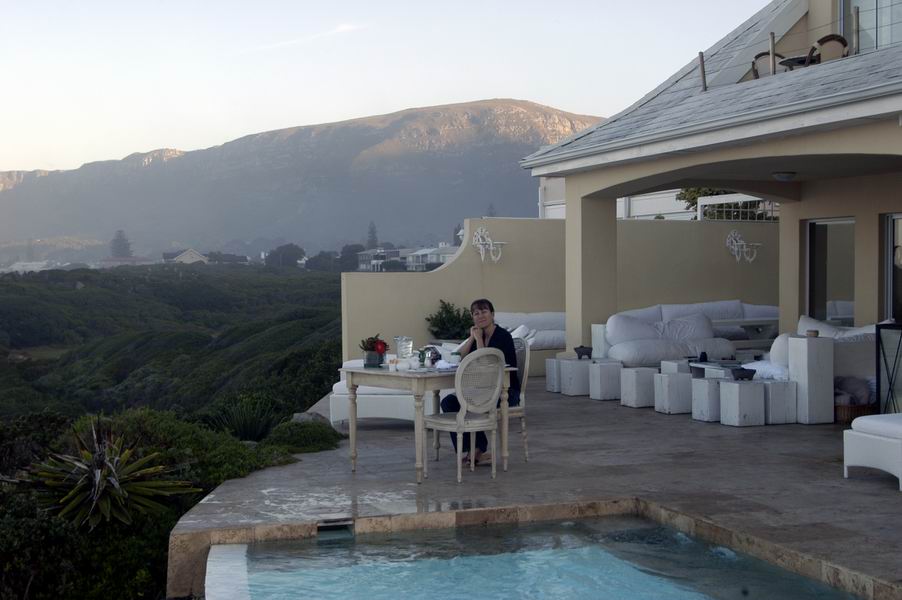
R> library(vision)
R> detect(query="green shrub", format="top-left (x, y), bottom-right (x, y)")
top-left (30, 418), bottom-right (199, 530)
top-left (262, 420), bottom-right (344, 453)
top-left (0, 411), bottom-right (71, 475)
top-left (208, 391), bottom-right (284, 441)
top-left (425, 299), bottom-right (473, 339)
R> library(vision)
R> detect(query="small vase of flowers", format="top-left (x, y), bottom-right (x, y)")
top-left (360, 334), bottom-right (389, 368)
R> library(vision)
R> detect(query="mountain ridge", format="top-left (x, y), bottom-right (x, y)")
top-left (0, 99), bottom-right (600, 254)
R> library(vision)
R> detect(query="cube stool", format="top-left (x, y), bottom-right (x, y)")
top-left (621, 367), bottom-right (657, 408)
top-left (661, 359), bottom-right (690, 374)
top-left (654, 372), bottom-right (692, 414)
top-left (763, 380), bottom-right (797, 424)
top-left (560, 359), bottom-right (591, 396)
top-left (545, 358), bottom-right (561, 393)
top-left (720, 381), bottom-right (765, 427)
top-left (589, 360), bottom-right (622, 400)
top-left (692, 377), bottom-right (724, 422)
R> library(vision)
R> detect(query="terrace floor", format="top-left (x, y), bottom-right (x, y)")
top-left (169, 379), bottom-right (902, 599)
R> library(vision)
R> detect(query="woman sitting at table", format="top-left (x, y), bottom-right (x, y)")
top-left (440, 298), bottom-right (520, 466)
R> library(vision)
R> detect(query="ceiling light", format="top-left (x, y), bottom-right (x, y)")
top-left (771, 171), bottom-right (797, 182)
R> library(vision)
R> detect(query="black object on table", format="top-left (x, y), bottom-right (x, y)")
top-left (778, 55), bottom-right (819, 69)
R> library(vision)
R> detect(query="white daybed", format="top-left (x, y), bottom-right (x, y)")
top-left (494, 311), bottom-right (564, 376)
top-left (844, 414), bottom-right (902, 491)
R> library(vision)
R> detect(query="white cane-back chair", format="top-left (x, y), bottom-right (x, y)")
top-left (423, 348), bottom-right (504, 483)
top-left (508, 337), bottom-right (531, 461)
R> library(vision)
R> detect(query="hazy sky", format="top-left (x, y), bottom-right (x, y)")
top-left (0, 1), bottom-right (769, 171)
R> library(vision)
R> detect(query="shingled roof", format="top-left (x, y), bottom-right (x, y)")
top-left (521, 0), bottom-right (902, 172)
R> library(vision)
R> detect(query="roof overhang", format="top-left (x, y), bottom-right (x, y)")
top-left (523, 80), bottom-right (902, 177)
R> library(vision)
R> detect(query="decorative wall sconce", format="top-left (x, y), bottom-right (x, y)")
top-left (472, 226), bottom-right (507, 263)
top-left (726, 229), bottom-right (761, 263)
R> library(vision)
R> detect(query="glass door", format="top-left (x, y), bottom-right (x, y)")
top-left (807, 220), bottom-right (855, 325)
top-left (887, 215), bottom-right (902, 320)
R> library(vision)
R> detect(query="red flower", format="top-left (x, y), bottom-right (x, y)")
top-left (374, 340), bottom-right (387, 354)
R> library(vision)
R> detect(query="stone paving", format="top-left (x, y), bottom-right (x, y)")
top-left (168, 379), bottom-right (902, 599)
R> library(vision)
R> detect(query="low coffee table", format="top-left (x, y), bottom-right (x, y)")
top-left (689, 361), bottom-right (745, 380)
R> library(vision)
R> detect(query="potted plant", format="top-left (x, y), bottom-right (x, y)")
top-left (360, 334), bottom-right (389, 368)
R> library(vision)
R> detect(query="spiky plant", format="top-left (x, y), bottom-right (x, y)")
top-left (29, 418), bottom-right (199, 530)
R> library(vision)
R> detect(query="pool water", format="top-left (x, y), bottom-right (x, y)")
top-left (218, 516), bottom-right (857, 600)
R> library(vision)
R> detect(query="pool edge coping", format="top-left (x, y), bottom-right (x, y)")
top-left (168, 497), bottom-right (901, 600)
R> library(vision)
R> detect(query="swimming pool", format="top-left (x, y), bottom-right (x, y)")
top-left (206, 516), bottom-right (857, 599)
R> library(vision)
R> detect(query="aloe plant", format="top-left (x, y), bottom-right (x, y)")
top-left (29, 418), bottom-right (199, 530)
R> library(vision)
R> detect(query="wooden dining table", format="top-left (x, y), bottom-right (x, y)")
top-left (340, 366), bottom-right (514, 483)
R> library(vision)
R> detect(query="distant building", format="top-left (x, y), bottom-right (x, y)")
top-left (356, 248), bottom-right (413, 272)
top-left (0, 261), bottom-right (51, 274)
top-left (162, 248), bottom-right (208, 265)
top-left (405, 243), bottom-right (458, 272)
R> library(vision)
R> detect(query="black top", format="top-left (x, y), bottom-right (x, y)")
top-left (467, 326), bottom-right (520, 392)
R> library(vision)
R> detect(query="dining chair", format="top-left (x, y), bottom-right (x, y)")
top-left (423, 348), bottom-right (504, 483)
top-left (751, 51), bottom-right (788, 78)
top-left (508, 337), bottom-right (531, 461)
top-left (805, 34), bottom-right (849, 66)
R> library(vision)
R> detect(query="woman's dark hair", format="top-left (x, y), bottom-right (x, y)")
top-left (470, 298), bottom-right (495, 314)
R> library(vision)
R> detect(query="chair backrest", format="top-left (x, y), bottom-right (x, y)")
top-left (751, 51), bottom-right (786, 78)
top-left (513, 336), bottom-right (530, 408)
top-left (806, 34), bottom-right (849, 66)
top-left (454, 348), bottom-right (504, 420)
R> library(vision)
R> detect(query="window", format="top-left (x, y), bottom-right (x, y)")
top-left (842, 0), bottom-right (902, 52)
top-left (807, 220), bottom-right (855, 325)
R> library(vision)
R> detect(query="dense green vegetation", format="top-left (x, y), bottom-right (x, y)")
top-left (0, 264), bottom-right (344, 599)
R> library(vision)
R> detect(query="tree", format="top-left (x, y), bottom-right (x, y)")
top-left (339, 244), bottom-right (365, 272)
top-left (305, 251), bottom-right (337, 271)
top-left (366, 221), bottom-right (378, 250)
top-left (264, 243), bottom-right (305, 268)
top-left (381, 260), bottom-right (406, 272)
top-left (110, 230), bottom-right (133, 258)
top-left (381, 242), bottom-right (395, 250)
top-left (486, 203), bottom-right (497, 217)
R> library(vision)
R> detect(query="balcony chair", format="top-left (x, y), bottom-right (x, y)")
top-left (423, 348), bottom-right (504, 483)
top-left (508, 337), bottom-right (531, 461)
top-left (751, 51), bottom-right (788, 78)
top-left (805, 34), bottom-right (849, 66)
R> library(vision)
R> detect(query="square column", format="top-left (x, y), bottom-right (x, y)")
top-left (565, 192), bottom-right (617, 351)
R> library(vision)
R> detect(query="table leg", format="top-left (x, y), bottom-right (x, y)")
top-left (348, 383), bottom-right (358, 472)
top-left (501, 384), bottom-right (509, 472)
top-left (432, 390), bottom-right (441, 457)
top-left (414, 393), bottom-right (424, 484)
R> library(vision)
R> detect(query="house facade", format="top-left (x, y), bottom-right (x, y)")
top-left (162, 248), bottom-right (208, 265)
top-left (521, 0), bottom-right (902, 347)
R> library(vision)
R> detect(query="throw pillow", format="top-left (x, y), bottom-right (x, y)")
top-left (769, 333), bottom-right (791, 368)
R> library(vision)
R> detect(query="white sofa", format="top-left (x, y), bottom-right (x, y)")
top-left (494, 311), bottom-right (564, 376)
top-left (845, 414), bottom-right (902, 491)
top-left (591, 306), bottom-right (741, 368)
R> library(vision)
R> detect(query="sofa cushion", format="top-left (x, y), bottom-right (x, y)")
top-left (769, 333), bottom-right (791, 368)
top-left (530, 330), bottom-right (565, 350)
top-left (742, 303), bottom-right (779, 319)
top-left (797, 315), bottom-right (875, 339)
top-left (617, 305), bottom-right (662, 322)
top-left (743, 360), bottom-right (789, 381)
top-left (835, 339), bottom-right (877, 378)
top-left (494, 311), bottom-right (564, 332)
top-left (661, 299), bottom-right (743, 323)
top-left (605, 314), bottom-right (661, 346)
top-left (608, 339), bottom-right (691, 368)
top-left (656, 313), bottom-right (714, 342)
top-left (494, 312), bottom-right (527, 331)
top-left (851, 413), bottom-right (902, 439)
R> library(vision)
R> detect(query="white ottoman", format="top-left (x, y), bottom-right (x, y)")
top-left (661, 359), bottom-right (690, 374)
top-left (545, 358), bottom-right (561, 393)
top-left (560, 359), bottom-right (591, 396)
top-left (654, 372), bottom-right (692, 414)
top-left (763, 380), bottom-right (797, 424)
top-left (621, 367), bottom-right (657, 408)
top-left (720, 381), bottom-right (765, 427)
top-left (589, 361), bottom-right (622, 400)
top-left (692, 378), bottom-right (724, 422)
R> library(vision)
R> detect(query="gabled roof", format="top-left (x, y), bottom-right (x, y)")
top-left (522, 0), bottom-right (902, 174)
